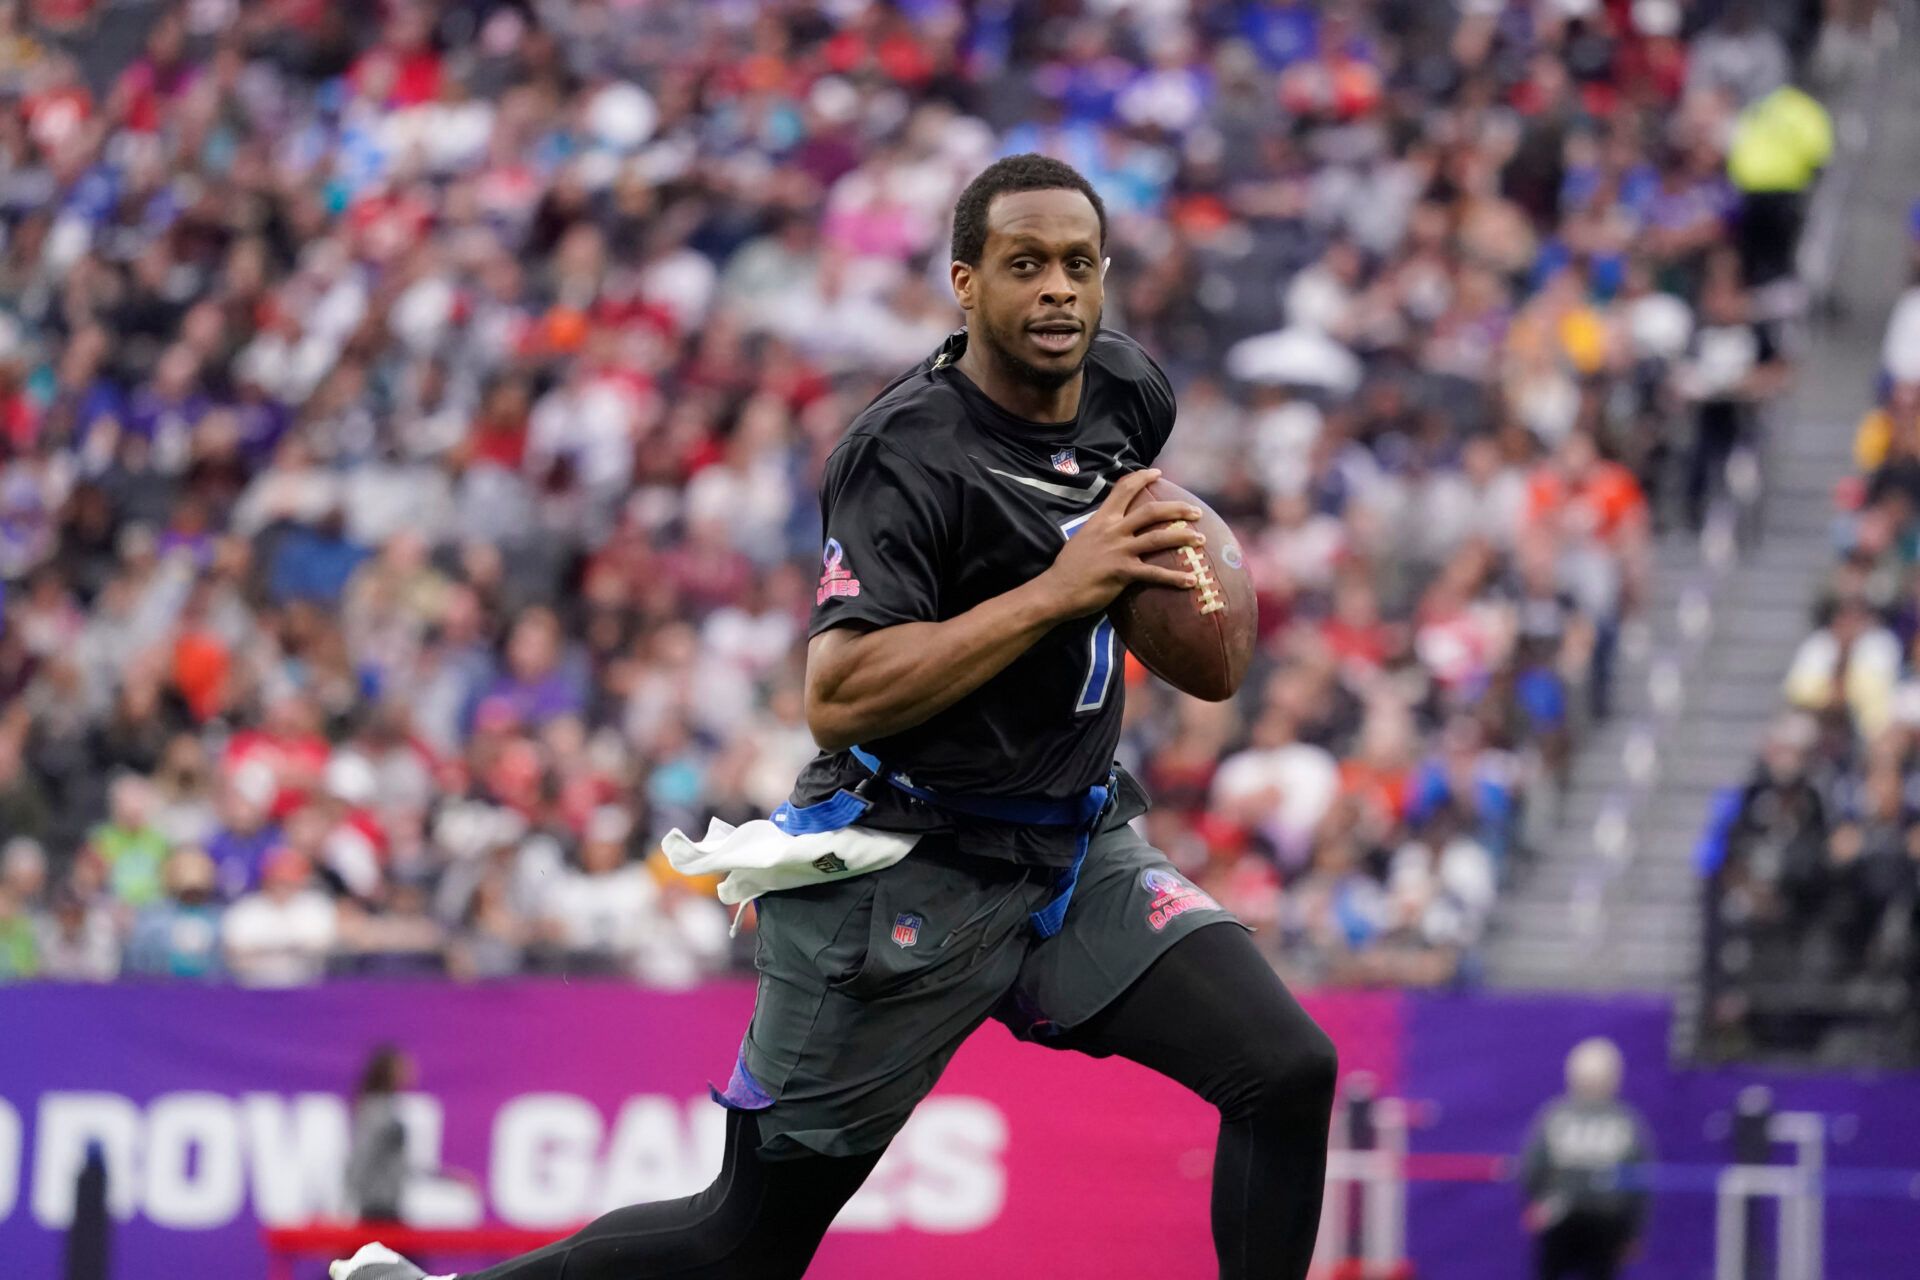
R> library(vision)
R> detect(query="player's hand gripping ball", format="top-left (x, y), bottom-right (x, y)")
top-left (1109, 478), bottom-right (1256, 701)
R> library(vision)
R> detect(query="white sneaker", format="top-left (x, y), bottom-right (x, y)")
top-left (329, 1241), bottom-right (452, 1280)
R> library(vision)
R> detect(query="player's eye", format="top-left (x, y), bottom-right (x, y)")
top-left (1068, 257), bottom-right (1094, 272)
top-left (1010, 258), bottom-right (1038, 272)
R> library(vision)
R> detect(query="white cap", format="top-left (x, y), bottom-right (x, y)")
top-left (587, 805), bottom-right (633, 845)
top-left (231, 758), bottom-right (277, 812)
top-left (588, 81), bottom-right (658, 152)
top-left (1566, 1037), bottom-right (1624, 1101)
top-left (435, 801), bottom-right (527, 859)
top-left (1894, 683), bottom-right (1920, 728)
top-left (325, 753), bottom-right (378, 806)
top-left (1, 836), bottom-right (45, 872)
top-left (1632, 0), bottom-right (1682, 36)
top-left (808, 75), bottom-right (860, 125)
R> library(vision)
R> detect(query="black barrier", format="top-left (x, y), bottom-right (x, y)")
top-left (64, 1142), bottom-right (110, 1280)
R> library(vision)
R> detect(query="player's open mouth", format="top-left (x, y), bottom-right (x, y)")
top-left (1027, 323), bottom-right (1082, 354)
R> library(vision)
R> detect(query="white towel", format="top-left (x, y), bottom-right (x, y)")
top-left (662, 817), bottom-right (920, 933)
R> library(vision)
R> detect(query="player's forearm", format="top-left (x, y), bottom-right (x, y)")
top-left (805, 576), bottom-right (1073, 750)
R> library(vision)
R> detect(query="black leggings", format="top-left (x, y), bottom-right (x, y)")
top-left (463, 922), bottom-right (1336, 1280)
top-left (1535, 1211), bottom-right (1633, 1280)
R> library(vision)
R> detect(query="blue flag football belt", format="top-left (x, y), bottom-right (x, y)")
top-left (844, 745), bottom-right (1114, 939)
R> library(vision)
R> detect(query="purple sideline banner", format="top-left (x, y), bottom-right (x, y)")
top-left (0, 982), bottom-right (1915, 1279)
top-left (0, 981), bottom-right (1401, 1279)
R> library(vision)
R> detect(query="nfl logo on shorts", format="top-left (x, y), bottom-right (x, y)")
top-left (891, 912), bottom-right (923, 948)
top-left (1051, 447), bottom-right (1080, 476)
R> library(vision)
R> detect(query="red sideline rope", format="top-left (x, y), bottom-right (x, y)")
top-left (267, 1158), bottom-right (1920, 1275)
top-left (254, 1161), bottom-right (1513, 1277)
top-left (1397, 1153), bottom-right (1512, 1183)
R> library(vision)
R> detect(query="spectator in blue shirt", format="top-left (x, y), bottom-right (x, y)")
top-left (206, 769), bottom-right (281, 901)
top-left (126, 847), bottom-right (224, 980)
top-left (268, 507), bottom-right (369, 606)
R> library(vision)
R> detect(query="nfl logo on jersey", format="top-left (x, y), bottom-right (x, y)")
top-left (1051, 448), bottom-right (1080, 476)
top-left (891, 913), bottom-right (923, 948)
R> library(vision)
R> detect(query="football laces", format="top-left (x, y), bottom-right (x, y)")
top-left (1168, 521), bottom-right (1225, 615)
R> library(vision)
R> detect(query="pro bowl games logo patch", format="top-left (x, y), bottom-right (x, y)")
top-left (816, 537), bottom-right (861, 606)
top-left (891, 912), bottom-right (923, 948)
top-left (1051, 447), bottom-right (1080, 476)
top-left (1140, 867), bottom-right (1218, 933)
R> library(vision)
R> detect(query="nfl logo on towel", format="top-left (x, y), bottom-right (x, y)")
top-left (1051, 448), bottom-right (1079, 476)
top-left (891, 913), bottom-right (923, 948)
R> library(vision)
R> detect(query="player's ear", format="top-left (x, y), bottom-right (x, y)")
top-left (950, 259), bottom-right (974, 311)
top-left (1101, 256), bottom-right (1111, 281)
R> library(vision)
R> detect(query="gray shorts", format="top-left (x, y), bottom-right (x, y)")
top-left (725, 820), bottom-right (1240, 1158)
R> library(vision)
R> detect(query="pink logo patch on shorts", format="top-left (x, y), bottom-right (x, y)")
top-left (1140, 867), bottom-right (1218, 933)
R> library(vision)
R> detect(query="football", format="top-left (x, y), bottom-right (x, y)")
top-left (1109, 478), bottom-right (1257, 701)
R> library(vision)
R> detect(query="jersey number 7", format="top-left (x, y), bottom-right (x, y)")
top-left (1062, 513), bottom-right (1120, 714)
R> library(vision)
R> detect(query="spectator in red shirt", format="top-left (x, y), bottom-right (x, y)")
top-left (224, 693), bottom-right (332, 822)
top-left (1320, 573), bottom-right (1394, 692)
top-left (349, 3), bottom-right (443, 110)
top-left (464, 375), bottom-right (531, 471)
top-left (108, 10), bottom-right (196, 133)
top-left (1526, 432), bottom-right (1649, 717)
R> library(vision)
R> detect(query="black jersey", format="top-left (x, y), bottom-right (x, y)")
top-left (789, 327), bottom-right (1177, 867)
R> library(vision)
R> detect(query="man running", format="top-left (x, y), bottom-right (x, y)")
top-left (336, 153), bottom-right (1335, 1280)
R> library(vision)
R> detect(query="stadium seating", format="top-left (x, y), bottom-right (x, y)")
top-left (1699, 232), bottom-right (1920, 1063)
top-left (0, 0), bottom-right (1841, 996)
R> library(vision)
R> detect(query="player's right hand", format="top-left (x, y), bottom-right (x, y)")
top-left (1038, 468), bottom-right (1204, 619)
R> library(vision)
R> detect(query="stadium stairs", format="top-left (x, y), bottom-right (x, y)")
top-left (1484, 14), bottom-right (1920, 1018)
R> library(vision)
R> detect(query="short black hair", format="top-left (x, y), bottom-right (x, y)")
top-left (950, 154), bottom-right (1107, 266)
top-left (356, 1043), bottom-right (409, 1100)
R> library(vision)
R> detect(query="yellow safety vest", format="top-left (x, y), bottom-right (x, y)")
top-left (1727, 86), bottom-right (1834, 194)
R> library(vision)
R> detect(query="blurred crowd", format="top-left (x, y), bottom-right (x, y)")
top-left (1701, 212), bottom-right (1920, 1060)
top-left (0, 0), bottom-right (1841, 989)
